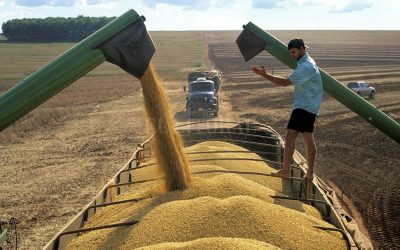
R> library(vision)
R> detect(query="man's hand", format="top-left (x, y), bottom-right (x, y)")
top-left (251, 65), bottom-right (266, 78)
top-left (251, 65), bottom-right (267, 78)
top-left (251, 65), bottom-right (291, 87)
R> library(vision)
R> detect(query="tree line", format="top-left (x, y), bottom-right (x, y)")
top-left (1, 16), bottom-right (115, 42)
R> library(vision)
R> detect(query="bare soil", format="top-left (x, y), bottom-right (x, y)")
top-left (0, 30), bottom-right (399, 249)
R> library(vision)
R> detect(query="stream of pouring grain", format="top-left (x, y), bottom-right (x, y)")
top-left (139, 64), bottom-right (191, 191)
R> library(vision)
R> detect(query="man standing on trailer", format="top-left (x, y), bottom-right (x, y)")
top-left (251, 38), bottom-right (323, 180)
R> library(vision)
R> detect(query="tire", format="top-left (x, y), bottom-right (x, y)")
top-left (369, 91), bottom-right (375, 99)
top-left (203, 109), bottom-right (209, 119)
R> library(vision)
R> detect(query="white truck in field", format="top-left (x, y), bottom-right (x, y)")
top-left (347, 81), bottom-right (376, 99)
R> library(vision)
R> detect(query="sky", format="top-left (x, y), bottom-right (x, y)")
top-left (0, 0), bottom-right (399, 32)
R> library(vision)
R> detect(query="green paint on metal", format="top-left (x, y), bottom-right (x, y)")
top-left (0, 9), bottom-right (142, 131)
top-left (240, 22), bottom-right (400, 144)
top-left (0, 228), bottom-right (7, 246)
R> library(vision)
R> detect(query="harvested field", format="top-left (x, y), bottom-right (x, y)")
top-left (0, 30), bottom-right (399, 249)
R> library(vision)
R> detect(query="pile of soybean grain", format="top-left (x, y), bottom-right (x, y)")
top-left (135, 237), bottom-right (282, 249)
top-left (66, 141), bottom-right (346, 250)
top-left (127, 141), bottom-right (290, 195)
top-left (185, 141), bottom-right (292, 195)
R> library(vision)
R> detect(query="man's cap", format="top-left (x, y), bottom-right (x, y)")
top-left (288, 38), bottom-right (309, 50)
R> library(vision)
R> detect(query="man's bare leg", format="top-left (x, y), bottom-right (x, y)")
top-left (303, 132), bottom-right (316, 180)
top-left (271, 129), bottom-right (298, 179)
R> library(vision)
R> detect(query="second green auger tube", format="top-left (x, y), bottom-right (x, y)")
top-left (0, 9), bottom-right (155, 132)
top-left (236, 22), bottom-right (400, 144)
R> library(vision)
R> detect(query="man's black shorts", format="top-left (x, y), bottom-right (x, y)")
top-left (287, 108), bottom-right (317, 133)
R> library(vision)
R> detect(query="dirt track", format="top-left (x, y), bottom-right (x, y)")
top-left (0, 30), bottom-right (399, 249)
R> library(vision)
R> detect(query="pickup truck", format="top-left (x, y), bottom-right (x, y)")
top-left (347, 81), bottom-right (376, 99)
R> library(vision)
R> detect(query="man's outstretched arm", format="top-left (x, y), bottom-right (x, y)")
top-left (251, 65), bottom-right (291, 87)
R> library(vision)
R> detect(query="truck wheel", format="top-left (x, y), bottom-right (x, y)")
top-left (204, 110), bottom-right (209, 119)
top-left (369, 91), bottom-right (375, 99)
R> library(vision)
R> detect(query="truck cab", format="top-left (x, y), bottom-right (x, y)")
top-left (187, 70), bottom-right (222, 93)
top-left (186, 78), bottom-right (218, 118)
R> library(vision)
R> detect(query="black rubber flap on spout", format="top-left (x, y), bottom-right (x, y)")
top-left (97, 16), bottom-right (155, 79)
top-left (235, 26), bottom-right (268, 62)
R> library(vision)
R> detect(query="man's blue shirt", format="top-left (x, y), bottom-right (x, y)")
top-left (288, 53), bottom-right (323, 115)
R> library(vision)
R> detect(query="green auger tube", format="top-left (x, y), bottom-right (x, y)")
top-left (0, 9), bottom-right (155, 132)
top-left (0, 228), bottom-right (7, 248)
top-left (236, 22), bottom-right (400, 144)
